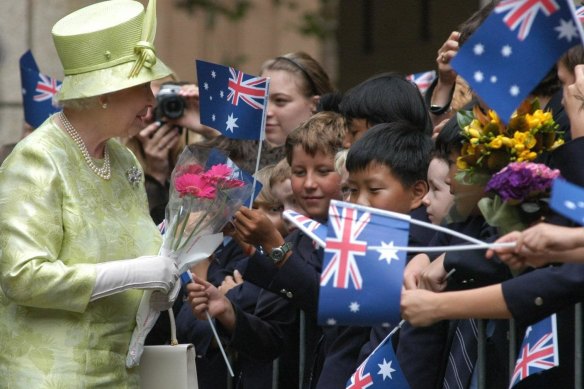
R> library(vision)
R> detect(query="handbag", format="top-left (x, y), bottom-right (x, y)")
top-left (139, 308), bottom-right (199, 389)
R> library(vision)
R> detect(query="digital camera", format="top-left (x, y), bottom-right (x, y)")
top-left (155, 84), bottom-right (185, 120)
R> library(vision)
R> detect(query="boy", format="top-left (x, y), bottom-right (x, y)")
top-left (187, 111), bottom-right (363, 388)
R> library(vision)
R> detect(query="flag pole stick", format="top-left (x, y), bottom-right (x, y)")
top-left (248, 78), bottom-right (270, 208)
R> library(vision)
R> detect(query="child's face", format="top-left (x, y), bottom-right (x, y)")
top-left (423, 158), bottom-right (455, 225)
top-left (290, 146), bottom-right (342, 220)
top-left (271, 178), bottom-right (302, 234)
top-left (253, 201), bottom-right (289, 237)
top-left (347, 162), bottom-right (417, 214)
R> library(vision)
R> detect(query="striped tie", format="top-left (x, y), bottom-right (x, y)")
top-left (443, 319), bottom-right (478, 389)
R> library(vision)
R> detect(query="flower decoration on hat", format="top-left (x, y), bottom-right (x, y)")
top-left (456, 100), bottom-right (564, 185)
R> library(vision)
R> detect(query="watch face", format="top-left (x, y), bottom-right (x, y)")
top-left (271, 248), bottom-right (284, 261)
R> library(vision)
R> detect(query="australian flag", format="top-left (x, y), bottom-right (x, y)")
top-left (318, 200), bottom-right (409, 326)
top-left (550, 178), bottom-right (584, 226)
top-left (20, 50), bottom-right (61, 129)
top-left (451, 0), bottom-right (584, 122)
top-left (509, 314), bottom-right (559, 388)
top-left (283, 209), bottom-right (327, 248)
top-left (406, 70), bottom-right (436, 95)
top-left (196, 60), bottom-right (268, 140)
top-left (346, 333), bottom-right (410, 389)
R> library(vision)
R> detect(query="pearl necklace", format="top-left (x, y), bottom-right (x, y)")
top-left (59, 112), bottom-right (111, 180)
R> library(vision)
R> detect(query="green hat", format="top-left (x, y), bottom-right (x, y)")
top-left (52, 0), bottom-right (172, 101)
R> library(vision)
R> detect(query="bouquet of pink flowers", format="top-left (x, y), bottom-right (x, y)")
top-left (478, 162), bottom-right (560, 234)
top-left (127, 146), bottom-right (253, 367)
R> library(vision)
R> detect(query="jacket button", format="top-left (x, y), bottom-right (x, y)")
top-left (286, 291), bottom-right (293, 298)
top-left (534, 297), bottom-right (544, 306)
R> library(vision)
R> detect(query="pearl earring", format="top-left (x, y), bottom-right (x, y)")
top-left (102, 103), bottom-right (108, 109)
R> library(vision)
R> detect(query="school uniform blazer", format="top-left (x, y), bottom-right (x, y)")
top-left (242, 230), bottom-right (369, 388)
top-left (500, 137), bottom-right (584, 388)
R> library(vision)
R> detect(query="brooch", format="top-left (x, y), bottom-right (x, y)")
top-left (126, 166), bottom-right (143, 187)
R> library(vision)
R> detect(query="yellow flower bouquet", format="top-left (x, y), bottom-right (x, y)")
top-left (456, 100), bottom-right (564, 185)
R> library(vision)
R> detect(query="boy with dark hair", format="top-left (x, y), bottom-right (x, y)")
top-left (187, 111), bottom-right (371, 388)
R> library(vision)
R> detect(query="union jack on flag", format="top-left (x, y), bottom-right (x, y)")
top-left (452, 0), bottom-right (584, 122)
top-left (509, 314), bottom-right (559, 387)
top-left (346, 331), bottom-right (410, 389)
top-left (20, 50), bottom-right (62, 129)
top-left (495, 0), bottom-right (561, 41)
top-left (196, 60), bottom-right (269, 140)
top-left (406, 70), bottom-right (436, 95)
top-left (283, 210), bottom-right (327, 248)
top-left (34, 73), bottom-right (60, 103)
top-left (576, 5), bottom-right (584, 23)
top-left (318, 200), bottom-right (410, 326)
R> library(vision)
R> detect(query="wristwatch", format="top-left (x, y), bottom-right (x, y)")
top-left (267, 242), bottom-right (292, 263)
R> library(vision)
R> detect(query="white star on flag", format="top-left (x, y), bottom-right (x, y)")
top-left (555, 19), bottom-right (578, 41)
top-left (474, 71), bottom-right (485, 82)
top-left (510, 85), bottom-right (520, 96)
top-left (377, 358), bottom-right (396, 380)
top-left (501, 45), bottom-right (512, 57)
top-left (203, 82), bottom-right (209, 90)
top-left (473, 43), bottom-right (485, 55)
top-left (225, 113), bottom-right (239, 133)
top-left (219, 90), bottom-right (224, 98)
top-left (374, 241), bottom-right (400, 264)
top-left (212, 114), bottom-right (216, 122)
top-left (211, 70), bottom-right (216, 78)
top-left (326, 318), bottom-right (337, 326)
top-left (349, 302), bottom-right (360, 313)
top-left (490, 75), bottom-right (498, 83)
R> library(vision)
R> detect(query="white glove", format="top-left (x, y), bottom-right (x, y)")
top-left (149, 279), bottom-right (182, 311)
top-left (91, 255), bottom-right (179, 302)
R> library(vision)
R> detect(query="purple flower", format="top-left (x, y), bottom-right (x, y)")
top-left (486, 162), bottom-right (560, 202)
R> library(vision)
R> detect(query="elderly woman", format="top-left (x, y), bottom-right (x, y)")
top-left (0, 1), bottom-right (178, 387)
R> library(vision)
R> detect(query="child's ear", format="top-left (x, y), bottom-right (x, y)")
top-left (409, 180), bottom-right (429, 210)
top-left (310, 95), bottom-right (320, 114)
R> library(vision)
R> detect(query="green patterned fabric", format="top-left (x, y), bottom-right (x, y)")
top-left (0, 115), bottom-right (162, 388)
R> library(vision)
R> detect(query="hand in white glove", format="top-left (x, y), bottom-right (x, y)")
top-left (150, 280), bottom-right (182, 311)
top-left (91, 255), bottom-right (179, 302)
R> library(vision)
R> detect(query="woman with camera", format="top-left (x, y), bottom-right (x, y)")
top-left (0, 1), bottom-right (179, 386)
top-left (173, 52), bottom-right (335, 173)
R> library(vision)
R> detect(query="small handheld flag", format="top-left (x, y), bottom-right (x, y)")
top-left (283, 210), bottom-right (327, 247)
top-left (509, 314), bottom-right (559, 388)
top-left (20, 50), bottom-right (62, 129)
top-left (550, 178), bottom-right (584, 225)
top-left (451, 0), bottom-right (584, 122)
top-left (406, 70), bottom-right (436, 95)
top-left (196, 60), bottom-right (269, 140)
top-left (346, 330), bottom-right (410, 389)
top-left (318, 200), bottom-right (409, 327)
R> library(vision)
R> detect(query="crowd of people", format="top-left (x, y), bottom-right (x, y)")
top-left (1, 0), bottom-right (584, 388)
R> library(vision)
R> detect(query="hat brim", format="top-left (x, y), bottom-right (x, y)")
top-left (57, 58), bottom-right (172, 101)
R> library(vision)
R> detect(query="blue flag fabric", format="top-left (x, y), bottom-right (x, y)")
top-left (196, 60), bottom-right (268, 140)
top-left (451, 0), bottom-right (584, 122)
top-left (282, 210), bottom-right (327, 248)
top-left (318, 200), bottom-right (410, 326)
top-left (509, 314), bottom-right (559, 388)
top-left (346, 334), bottom-right (410, 389)
top-left (20, 50), bottom-right (62, 129)
top-left (550, 178), bottom-right (584, 225)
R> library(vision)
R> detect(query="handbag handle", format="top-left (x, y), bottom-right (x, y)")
top-left (168, 308), bottom-right (179, 346)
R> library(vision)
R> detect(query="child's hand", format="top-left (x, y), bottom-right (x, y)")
top-left (186, 276), bottom-right (232, 324)
top-left (403, 254), bottom-right (430, 290)
top-left (218, 270), bottom-right (244, 295)
top-left (233, 207), bottom-right (283, 248)
top-left (400, 289), bottom-right (443, 327)
top-left (418, 254), bottom-right (448, 292)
